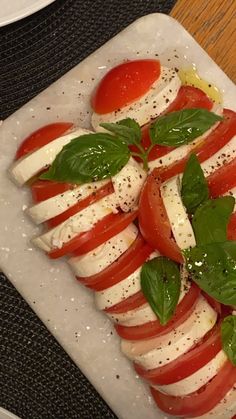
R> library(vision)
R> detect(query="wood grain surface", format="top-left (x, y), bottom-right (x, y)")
top-left (171, 0), bottom-right (236, 82)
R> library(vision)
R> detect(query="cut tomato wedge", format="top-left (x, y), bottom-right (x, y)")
top-left (78, 236), bottom-right (152, 292)
top-left (91, 59), bottom-right (161, 114)
top-left (16, 122), bottom-right (73, 159)
top-left (158, 109), bottom-right (236, 183)
top-left (139, 168), bottom-right (183, 263)
top-left (31, 180), bottom-right (75, 203)
top-left (105, 290), bottom-right (146, 314)
top-left (150, 360), bottom-right (236, 417)
top-left (48, 212), bottom-right (119, 259)
top-left (134, 322), bottom-right (222, 386)
top-left (115, 283), bottom-right (200, 340)
top-left (48, 182), bottom-right (114, 228)
top-left (72, 210), bottom-right (138, 258)
top-left (208, 158), bottom-right (236, 198)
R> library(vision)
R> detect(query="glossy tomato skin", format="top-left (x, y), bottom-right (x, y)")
top-left (91, 59), bottom-right (161, 114)
top-left (115, 283), bottom-right (200, 340)
top-left (47, 182), bottom-right (114, 228)
top-left (208, 158), bottom-right (236, 198)
top-left (134, 322), bottom-right (222, 385)
top-left (16, 122), bottom-right (73, 159)
top-left (150, 360), bottom-right (236, 417)
top-left (31, 180), bottom-right (74, 202)
top-left (139, 168), bottom-right (183, 263)
top-left (159, 109), bottom-right (236, 183)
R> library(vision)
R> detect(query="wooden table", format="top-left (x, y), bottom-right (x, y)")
top-left (171, 0), bottom-right (236, 82)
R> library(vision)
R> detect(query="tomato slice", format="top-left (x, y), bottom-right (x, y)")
top-left (48, 212), bottom-right (117, 259)
top-left (134, 322), bottom-right (222, 386)
top-left (91, 59), bottom-right (161, 114)
top-left (139, 168), bottom-right (183, 263)
top-left (115, 283), bottom-right (200, 340)
top-left (208, 158), bottom-right (236, 198)
top-left (159, 109), bottom-right (236, 183)
top-left (72, 210), bottom-right (138, 258)
top-left (47, 182), bottom-right (114, 228)
top-left (228, 213), bottom-right (236, 241)
top-left (150, 360), bottom-right (236, 417)
top-left (78, 236), bottom-right (152, 291)
top-left (31, 180), bottom-right (75, 203)
top-left (16, 122), bottom-right (73, 159)
top-left (105, 290), bottom-right (146, 314)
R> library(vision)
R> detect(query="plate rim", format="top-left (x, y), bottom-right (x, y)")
top-left (0, 0), bottom-right (56, 27)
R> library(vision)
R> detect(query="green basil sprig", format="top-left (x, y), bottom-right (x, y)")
top-left (192, 196), bottom-right (235, 245)
top-left (149, 108), bottom-right (222, 147)
top-left (100, 118), bottom-right (141, 146)
top-left (41, 133), bottom-right (130, 183)
top-left (221, 315), bottom-right (236, 366)
top-left (141, 257), bottom-right (181, 325)
top-left (181, 154), bottom-right (209, 214)
top-left (184, 241), bottom-right (236, 305)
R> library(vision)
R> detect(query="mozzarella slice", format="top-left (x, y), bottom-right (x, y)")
top-left (112, 158), bottom-right (146, 212)
top-left (32, 193), bottom-right (118, 252)
top-left (121, 295), bottom-right (217, 370)
top-left (148, 104), bottom-right (222, 172)
top-left (107, 266), bottom-right (191, 326)
top-left (161, 176), bottom-right (196, 250)
top-left (10, 128), bottom-right (91, 186)
top-left (94, 251), bottom-right (158, 311)
top-left (91, 66), bottom-right (181, 130)
top-left (68, 223), bottom-right (138, 277)
top-left (27, 179), bottom-right (110, 224)
top-left (193, 384), bottom-right (236, 418)
top-left (201, 135), bottom-right (236, 177)
top-left (153, 350), bottom-right (227, 396)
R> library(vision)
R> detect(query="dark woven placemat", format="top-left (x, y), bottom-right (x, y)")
top-left (0, 1), bottom-right (176, 418)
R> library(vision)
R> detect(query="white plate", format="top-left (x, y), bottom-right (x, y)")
top-left (0, 13), bottom-right (235, 419)
top-left (0, 408), bottom-right (21, 419)
top-left (0, 0), bottom-right (55, 27)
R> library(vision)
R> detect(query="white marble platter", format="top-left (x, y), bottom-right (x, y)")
top-left (0, 13), bottom-right (236, 419)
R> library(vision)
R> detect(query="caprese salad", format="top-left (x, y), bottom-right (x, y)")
top-left (10, 58), bottom-right (236, 418)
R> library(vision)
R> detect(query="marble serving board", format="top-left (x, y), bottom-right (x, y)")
top-left (0, 13), bottom-right (236, 419)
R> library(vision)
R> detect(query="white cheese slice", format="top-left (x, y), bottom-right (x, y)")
top-left (69, 223), bottom-right (138, 277)
top-left (94, 251), bottom-right (158, 311)
top-left (161, 175), bottom-right (196, 250)
top-left (193, 384), bottom-right (236, 418)
top-left (148, 104), bottom-right (222, 172)
top-left (32, 193), bottom-right (118, 252)
top-left (27, 179), bottom-right (110, 224)
top-left (121, 295), bottom-right (217, 370)
top-left (201, 135), bottom-right (236, 177)
top-left (91, 66), bottom-right (181, 130)
top-left (154, 350), bottom-right (227, 396)
top-left (112, 157), bottom-right (146, 212)
top-left (10, 128), bottom-right (91, 186)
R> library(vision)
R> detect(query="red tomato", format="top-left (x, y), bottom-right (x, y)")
top-left (134, 322), bottom-right (222, 386)
top-left (130, 86), bottom-right (214, 163)
top-left (48, 214), bottom-right (119, 259)
top-left (31, 180), bottom-right (74, 202)
top-left (91, 60), bottom-right (161, 114)
top-left (105, 290), bottom-right (146, 314)
top-left (78, 235), bottom-right (153, 291)
top-left (150, 360), bottom-right (236, 417)
top-left (47, 182), bottom-right (114, 228)
top-left (228, 213), bottom-right (236, 241)
top-left (139, 168), bottom-right (183, 263)
top-left (159, 109), bottom-right (236, 183)
top-left (15, 122), bottom-right (73, 159)
top-left (72, 210), bottom-right (138, 258)
top-left (115, 283), bottom-right (200, 340)
top-left (208, 158), bottom-right (236, 198)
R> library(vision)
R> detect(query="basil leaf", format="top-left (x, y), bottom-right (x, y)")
top-left (192, 196), bottom-right (235, 245)
top-left (141, 257), bottom-right (181, 325)
top-left (221, 315), bottom-right (236, 366)
top-left (184, 241), bottom-right (236, 305)
top-left (100, 118), bottom-right (141, 146)
top-left (149, 108), bottom-right (223, 147)
top-left (181, 154), bottom-right (209, 213)
top-left (41, 133), bottom-right (130, 183)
